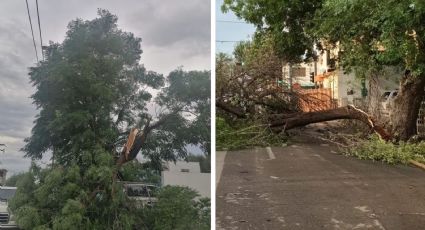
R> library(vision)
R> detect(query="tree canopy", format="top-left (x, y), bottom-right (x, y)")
top-left (24, 9), bottom-right (163, 165)
top-left (314, 0), bottom-right (425, 76)
top-left (222, 0), bottom-right (323, 63)
top-left (224, 0), bottom-right (425, 72)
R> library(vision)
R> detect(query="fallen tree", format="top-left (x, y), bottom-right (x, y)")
top-left (216, 100), bottom-right (247, 119)
top-left (269, 105), bottom-right (392, 141)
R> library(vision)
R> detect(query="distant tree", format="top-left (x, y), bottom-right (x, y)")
top-left (4, 173), bottom-right (26, 187)
top-left (12, 9), bottom-right (210, 229)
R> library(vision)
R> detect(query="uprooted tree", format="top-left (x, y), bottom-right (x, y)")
top-left (222, 0), bottom-right (425, 141)
top-left (12, 10), bottom-right (210, 229)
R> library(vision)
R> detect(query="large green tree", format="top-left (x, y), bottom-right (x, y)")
top-left (314, 0), bottom-right (425, 140)
top-left (13, 10), bottom-right (210, 229)
top-left (223, 0), bottom-right (425, 141)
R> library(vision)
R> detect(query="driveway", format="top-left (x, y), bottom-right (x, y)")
top-left (216, 143), bottom-right (425, 229)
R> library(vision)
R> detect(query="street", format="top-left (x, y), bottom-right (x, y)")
top-left (216, 142), bottom-right (425, 229)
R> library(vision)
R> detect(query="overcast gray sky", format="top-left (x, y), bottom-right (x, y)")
top-left (0, 0), bottom-right (210, 175)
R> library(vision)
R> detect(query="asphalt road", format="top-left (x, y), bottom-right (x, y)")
top-left (216, 143), bottom-right (425, 229)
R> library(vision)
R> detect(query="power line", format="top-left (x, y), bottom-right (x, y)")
top-left (35, 0), bottom-right (43, 60)
top-left (25, 0), bottom-right (39, 62)
top-left (216, 40), bottom-right (248, 43)
top-left (217, 18), bottom-right (344, 24)
top-left (217, 20), bottom-right (250, 24)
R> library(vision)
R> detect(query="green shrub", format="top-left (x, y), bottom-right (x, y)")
top-left (347, 135), bottom-right (425, 164)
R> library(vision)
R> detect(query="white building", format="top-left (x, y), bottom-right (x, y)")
top-left (282, 46), bottom-right (400, 107)
top-left (161, 161), bottom-right (210, 198)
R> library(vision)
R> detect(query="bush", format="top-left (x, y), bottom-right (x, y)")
top-left (347, 135), bottom-right (425, 164)
top-left (142, 186), bottom-right (210, 230)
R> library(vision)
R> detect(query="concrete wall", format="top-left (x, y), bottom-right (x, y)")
top-left (334, 71), bottom-right (363, 106)
top-left (164, 161), bottom-right (201, 173)
top-left (162, 172), bottom-right (211, 198)
top-left (334, 67), bottom-right (401, 107)
top-left (162, 161), bottom-right (210, 198)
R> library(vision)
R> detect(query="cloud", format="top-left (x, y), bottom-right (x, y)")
top-left (123, 0), bottom-right (210, 48)
top-left (0, 18), bottom-right (38, 175)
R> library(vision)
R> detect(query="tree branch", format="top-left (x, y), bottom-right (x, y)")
top-left (115, 106), bottom-right (184, 167)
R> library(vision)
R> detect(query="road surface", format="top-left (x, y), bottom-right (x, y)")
top-left (216, 143), bottom-right (425, 229)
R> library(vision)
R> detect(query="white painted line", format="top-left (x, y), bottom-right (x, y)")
top-left (266, 147), bottom-right (276, 160)
top-left (216, 151), bottom-right (227, 188)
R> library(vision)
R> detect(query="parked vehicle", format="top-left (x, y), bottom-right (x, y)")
top-left (0, 187), bottom-right (18, 229)
top-left (120, 182), bottom-right (159, 208)
top-left (381, 90), bottom-right (398, 112)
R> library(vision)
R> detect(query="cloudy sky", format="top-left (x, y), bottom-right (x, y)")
top-left (0, 0), bottom-right (210, 175)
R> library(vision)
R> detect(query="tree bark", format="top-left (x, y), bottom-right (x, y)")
top-left (367, 72), bottom-right (382, 119)
top-left (270, 105), bottom-right (391, 141)
top-left (390, 72), bottom-right (425, 141)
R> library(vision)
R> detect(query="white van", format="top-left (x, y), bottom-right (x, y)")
top-left (0, 187), bottom-right (18, 229)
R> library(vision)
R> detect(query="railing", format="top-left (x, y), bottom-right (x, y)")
top-left (296, 88), bottom-right (337, 112)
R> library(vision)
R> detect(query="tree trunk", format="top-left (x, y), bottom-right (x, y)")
top-left (270, 105), bottom-right (391, 141)
top-left (216, 100), bottom-right (246, 118)
top-left (390, 72), bottom-right (425, 141)
top-left (367, 72), bottom-right (382, 119)
top-left (116, 131), bottom-right (148, 168)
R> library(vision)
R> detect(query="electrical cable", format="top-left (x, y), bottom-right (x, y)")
top-left (35, 0), bottom-right (43, 60)
top-left (25, 0), bottom-right (39, 62)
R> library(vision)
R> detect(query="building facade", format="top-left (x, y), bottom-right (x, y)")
top-left (161, 161), bottom-right (210, 198)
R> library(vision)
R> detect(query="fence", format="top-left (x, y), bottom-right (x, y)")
top-left (296, 88), bottom-right (337, 112)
